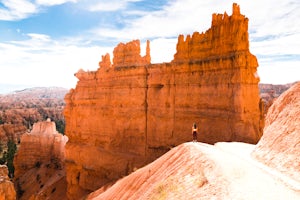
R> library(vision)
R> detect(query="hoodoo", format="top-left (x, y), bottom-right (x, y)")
top-left (64, 4), bottom-right (263, 199)
top-left (13, 120), bottom-right (68, 199)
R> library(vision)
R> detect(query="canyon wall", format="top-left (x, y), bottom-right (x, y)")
top-left (64, 4), bottom-right (262, 199)
top-left (13, 119), bottom-right (68, 199)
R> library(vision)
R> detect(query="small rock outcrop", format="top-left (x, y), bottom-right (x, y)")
top-left (0, 165), bottom-right (16, 200)
top-left (64, 4), bottom-right (263, 199)
top-left (252, 82), bottom-right (300, 182)
top-left (13, 119), bottom-right (68, 200)
top-left (113, 39), bottom-right (150, 68)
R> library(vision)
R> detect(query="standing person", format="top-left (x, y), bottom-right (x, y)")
top-left (192, 123), bottom-right (198, 142)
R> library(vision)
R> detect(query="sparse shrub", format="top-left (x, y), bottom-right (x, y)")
top-left (36, 174), bottom-right (41, 181)
top-left (16, 182), bottom-right (24, 198)
top-left (35, 161), bottom-right (41, 168)
top-left (55, 119), bottom-right (65, 135)
top-left (6, 140), bottom-right (16, 178)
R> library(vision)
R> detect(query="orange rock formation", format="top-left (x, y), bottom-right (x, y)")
top-left (0, 165), bottom-right (16, 200)
top-left (13, 119), bottom-right (68, 199)
top-left (64, 4), bottom-right (262, 199)
top-left (252, 82), bottom-right (300, 182)
top-left (0, 124), bottom-right (27, 144)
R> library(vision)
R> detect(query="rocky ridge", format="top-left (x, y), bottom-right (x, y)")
top-left (86, 143), bottom-right (300, 200)
top-left (64, 4), bottom-right (263, 199)
top-left (252, 82), bottom-right (300, 182)
top-left (13, 119), bottom-right (68, 200)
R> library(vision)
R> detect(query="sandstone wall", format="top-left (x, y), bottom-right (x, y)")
top-left (14, 120), bottom-right (67, 177)
top-left (13, 119), bottom-right (68, 199)
top-left (64, 4), bottom-right (262, 199)
top-left (0, 165), bottom-right (16, 200)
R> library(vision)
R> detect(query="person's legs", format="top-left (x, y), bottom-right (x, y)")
top-left (193, 132), bottom-right (197, 142)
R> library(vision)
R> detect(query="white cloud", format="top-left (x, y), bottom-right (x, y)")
top-left (36, 0), bottom-right (77, 6)
top-left (0, 35), bottom-right (112, 90)
top-left (0, 0), bottom-right (78, 20)
top-left (0, 0), bottom-right (299, 93)
top-left (88, 1), bottom-right (126, 12)
top-left (90, 0), bottom-right (300, 84)
top-left (257, 60), bottom-right (300, 84)
top-left (85, 0), bottom-right (142, 12)
top-left (0, 0), bottom-right (37, 20)
top-left (142, 38), bottom-right (177, 64)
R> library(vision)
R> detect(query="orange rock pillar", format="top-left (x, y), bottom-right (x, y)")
top-left (64, 4), bottom-right (262, 199)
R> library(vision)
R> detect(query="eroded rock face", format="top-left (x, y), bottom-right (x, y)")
top-left (0, 124), bottom-right (27, 144)
top-left (13, 119), bottom-right (68, 200)
top-left (0, 165), bottom-right (16, 200)
top-left (64, 4), bottom-right (262, 199)
top-left (112, 39), bottom-right (150, 68)
top-left (252, 82), bottom-right (300, 182)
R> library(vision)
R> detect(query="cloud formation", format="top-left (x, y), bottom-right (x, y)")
top-left (0, 0), bottom-right (299, 93)
top-left (36, 0), bottom-right (77, 6)
top-left (0, 0), bottom-right (37, 20)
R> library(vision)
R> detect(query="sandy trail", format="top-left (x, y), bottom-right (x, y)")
top-left (88, 142), bottom-right (300, 200)
top-left (196, 142), bottom-right (300, 200)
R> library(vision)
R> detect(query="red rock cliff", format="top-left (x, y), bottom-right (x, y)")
top-left (13, 119), bottom-right (68, 199)
top-left (64, 3), bottom-right (262, 199)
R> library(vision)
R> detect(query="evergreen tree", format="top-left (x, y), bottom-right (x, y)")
top-left (6, 140), bottom-right (17, 178)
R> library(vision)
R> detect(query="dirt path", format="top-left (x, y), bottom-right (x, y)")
top-left (88, 142), bottom-right (300, 200)
top-left (195, 142), bottom-right (300, 200)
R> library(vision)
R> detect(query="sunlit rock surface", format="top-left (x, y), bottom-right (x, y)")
top-left (0, 165), bottom-right (16, 200)
top-left (13, 119), bottom-right (68, 200)
top-left (87, 142), bottom-right (300, 200)
top-left (252, 82), bottom-right (300, 182)
top-left (64, 4), bottom-right (263, 199)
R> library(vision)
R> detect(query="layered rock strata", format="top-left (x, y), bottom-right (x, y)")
top-left (0, 124), bottom-right (27, 145)
top-left (252, 82), bottom-right (300, 182)
top-left (64, 4), bottom-right (262, 199)
top-left (0, 165), bottom-right (16, 200)
top-left (13, 119), bottom-right (68, 199)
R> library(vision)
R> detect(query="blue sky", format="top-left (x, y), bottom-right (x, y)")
top-left (0, 0), bottom-right (299, 93)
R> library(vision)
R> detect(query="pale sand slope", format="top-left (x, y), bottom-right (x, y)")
top-left (87, 142), bottom-right (300, 200)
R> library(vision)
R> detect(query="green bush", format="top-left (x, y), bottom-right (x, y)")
top-left (0, 140), bottom-right (16, 177)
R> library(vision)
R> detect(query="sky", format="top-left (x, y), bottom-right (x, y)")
top-left (0, 0), bottom-right (299, 93)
